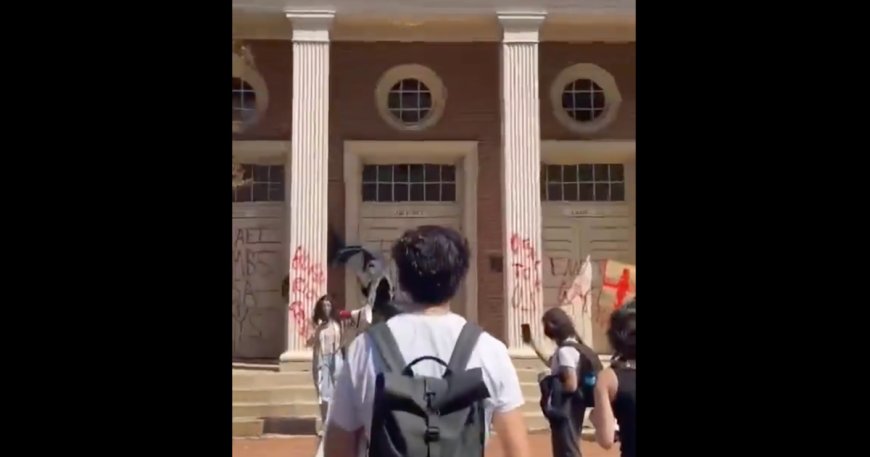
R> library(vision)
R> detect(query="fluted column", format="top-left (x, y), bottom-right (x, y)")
top-left (498, 12), bottom-right (546, 353)
top-left (281, 10), bottom-right (334, 361)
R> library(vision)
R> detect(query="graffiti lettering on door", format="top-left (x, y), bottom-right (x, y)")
top-left (232, 226), bottom-right (281, 355)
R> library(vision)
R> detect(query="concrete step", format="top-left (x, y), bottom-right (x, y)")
top-left (279, 360), bottom-right (313, 372)
top-left (233, 401), bottom-right (321, 419)
top-left (233, 386), bottom-right (318, 403)
top-left (232, 418), bottom-right (264, 437)
top-left (233, 370), bottom-right (311, 388)
top-left (263, 416), bottom-right (322, 435)
top-left (516, 368), bottom-right (546, 384)
top-left (521, 382), bottom-right (541, 398)
top-left (512, 356), bottom-right (547, 370)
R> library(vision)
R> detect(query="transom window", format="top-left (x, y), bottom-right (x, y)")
top-left (232, 77), bottom-right (257, 123)
top-left (232, 164), bottom-right (285, 202)
top-left (541, 164), bottom-right (625, 202)
top-left (387, 79), bottom-right (432, 125)
top-left (362, 164), bottom-right (456, 202)
top-left (562, 79), bottom-right (605, 122)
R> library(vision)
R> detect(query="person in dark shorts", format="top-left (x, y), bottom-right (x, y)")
top-left (591, 299), bottom-right (636, 457)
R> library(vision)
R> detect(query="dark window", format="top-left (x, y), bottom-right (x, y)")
top-left (232, 78), bottom-right (257, 123)
top-left (387, 79), bottom-right (432, 125)
top-left (541, 163), bottom-right (625, 202)
top-left (562, 79), bottom-right (605, 122)
top-left (232, 164), bottom-right (285, 202)
top-left (361, 164), bottom-right (457, 202)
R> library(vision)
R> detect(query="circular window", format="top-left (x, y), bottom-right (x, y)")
top-left (232, 78), bottom-right (257, 123)
top-left (376, 65), bottom-right (446, 131)
top-left (551, 64), bottom-right (621, 135)
top-left (232, 52), bottom-right (269, 133)
top-left (562, 79), bottom-right (605, 122)
top-left (387, 79), bottom-right (433, 125)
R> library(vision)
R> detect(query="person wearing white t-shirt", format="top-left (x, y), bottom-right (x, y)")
top-left (323, 225), bottom-right (530, 457)
top-left (536, 307), bottom-right (594, 457)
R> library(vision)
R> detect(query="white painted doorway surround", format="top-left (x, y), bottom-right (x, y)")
top-left (343, 141), bottom-right (479, 322)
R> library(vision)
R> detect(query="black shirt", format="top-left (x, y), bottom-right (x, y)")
top-left (612, 367), bottom-right (637, 457)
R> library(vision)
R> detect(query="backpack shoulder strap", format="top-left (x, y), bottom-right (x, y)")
top-left (560, 340), bottom-right (603, 373)
top-left (447, 322), bottom-right (483, 373)
top-left (367, 322), bottom-right (406, 373)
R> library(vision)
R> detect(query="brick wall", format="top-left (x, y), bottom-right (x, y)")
top-left (328, 42), bottom-right (506, 339)
top-left (234, 40), bottom-right (636, 344)
top-left (232, 41), bottom-right (293, 141)
top-left (540, 43), bottom-right (636, 140)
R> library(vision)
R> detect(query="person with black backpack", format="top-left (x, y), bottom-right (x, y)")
top-left (529, 307), bottom-right (602, 457)
top-left (324, 225), bottom-right (530, 457)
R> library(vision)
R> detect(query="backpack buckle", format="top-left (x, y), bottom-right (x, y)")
top-left (424, 425), bottom-right (440, 442)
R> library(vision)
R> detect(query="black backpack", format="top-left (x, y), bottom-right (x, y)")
top-left (366, 321), bottom-right (491, 457)
top-left (559, 340), bottom-right (603, 407)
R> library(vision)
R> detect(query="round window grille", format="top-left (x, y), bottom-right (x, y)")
top-left (550, 63), bottom-right (622, 135)
top-left (387, 78), bottom-right (433, 125)
top-left (562, 79), bottom-right (606, 122)
top-left (375, 64), bottom-right (446, 131)
top-left (232, 77), bottom-right (257, 123)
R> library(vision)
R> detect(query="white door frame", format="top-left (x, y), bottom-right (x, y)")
top-left (343, 140), bottom-right (479, 322)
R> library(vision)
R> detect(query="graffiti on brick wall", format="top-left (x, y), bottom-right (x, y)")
top-left (288, 246), bottom-right (325, 338)
top-left (509, 234), bottom-right (542, 311)
top-left (232, 226), bottom-right (281, 355)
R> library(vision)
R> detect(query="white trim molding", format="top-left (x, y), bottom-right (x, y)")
top-left (232, 141), bottom-right (290, 164)
top-left (284, 10), bottom-right (335, 42)
top-left (375, 64), bottom-right (447, 132)
top-left (497, 11), bottom-right (547, 43)
top-left (541, 140), bottom-right (636, 164)
top-left (343, 141), bottom-right (479, 323)
top-left (550, 63), bottom-right (622, 135)
top-left (232, 53), bottom-right (270, 133)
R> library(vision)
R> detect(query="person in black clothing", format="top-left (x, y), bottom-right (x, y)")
top-left (591, 299), bottom-right (636, 457)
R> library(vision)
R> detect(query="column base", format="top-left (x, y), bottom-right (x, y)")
top-left (279, 350), bottom-right (312, 363)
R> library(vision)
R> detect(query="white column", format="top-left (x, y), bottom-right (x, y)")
top-left (281, 10), bottom-right (334, 361)
top-left (498, 12), bottom-right (546, 353)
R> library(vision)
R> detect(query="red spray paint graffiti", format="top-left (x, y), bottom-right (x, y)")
top-left (509, 234), bottom-right (542, 311)
top-left (288, 246), bottom-right (325, 338)
top-left (602, 267), bottom-right (632, 309)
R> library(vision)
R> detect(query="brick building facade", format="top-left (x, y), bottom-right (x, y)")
top-left (232, 1), bottom-right (636, 362)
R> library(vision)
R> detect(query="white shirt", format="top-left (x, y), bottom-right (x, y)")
top-left (328, 312), bottom-right (525, 440)
top-left (549, 337), bottom-right (581, 372)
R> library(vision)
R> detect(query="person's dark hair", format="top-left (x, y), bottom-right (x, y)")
top-left (607, 298), bottom-right (636, 360)
top-left (312, 294), bottom-right (339, 325)
top-left (541, 307), bottom-right (582, 344)
top-left (391, 225), bottom-right (470, 306)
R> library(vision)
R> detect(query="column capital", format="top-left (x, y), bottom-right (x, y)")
top-left (284, 9), bottom-right (335, 43)
top-left (497, 11), bottom-right (546, 43)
